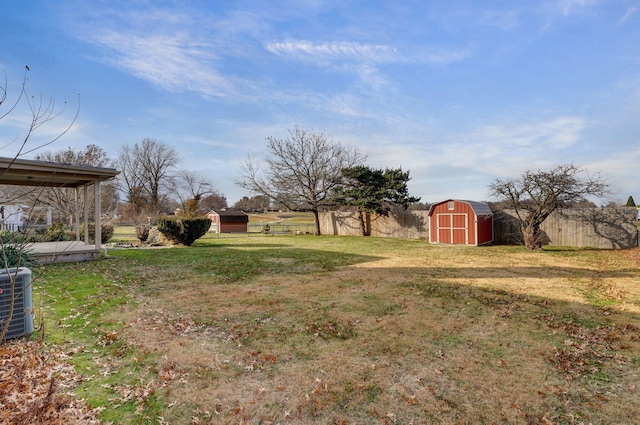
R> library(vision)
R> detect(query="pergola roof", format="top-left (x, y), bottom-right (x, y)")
top-left (0, 157), bottom-right (119, 188)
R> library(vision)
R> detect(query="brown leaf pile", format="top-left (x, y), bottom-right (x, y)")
top-left (0, 339), bottom-right (100, 425)
top-left (617, 246), bottom-right (640, 266)
top-left (542, 318), bottom-right (639, 378)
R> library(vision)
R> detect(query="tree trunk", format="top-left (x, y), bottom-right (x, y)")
top-left (313, 210), bottom-right (321, 235)
top-left (522, 221), bottom-right (543, 250)
top-left (357, 209), bottom-right (368, 236)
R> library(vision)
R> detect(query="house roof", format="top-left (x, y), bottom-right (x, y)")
top-left (428, 199), bottom-right (493, 217)
top-left (0, 157), bottom-right (119, 188)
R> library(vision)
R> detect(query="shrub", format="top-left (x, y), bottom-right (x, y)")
top-left (135, 224), bottom-right (150, 243)
top-left (157, 216), bottom-right (211, 246)
top-left (1, 229), bottom-right (44, 244)
top-left (1, 245), bottom-right (35, 268)
top-left (80, 223), bottom-right (115, 244)
top-left (44, 222), bottom-right (67, 242)
top-left (0, 231), bottom-right (17, 244)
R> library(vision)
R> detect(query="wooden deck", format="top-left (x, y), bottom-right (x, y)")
top-left (28, 241), bottom-right (103, 265)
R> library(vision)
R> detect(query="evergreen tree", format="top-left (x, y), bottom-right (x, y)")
top-left (334, 165), bottom-right (420, 236)
top-left (626, 195), bottom-right (636, 207)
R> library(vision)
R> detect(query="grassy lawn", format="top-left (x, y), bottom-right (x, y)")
top-left (30, 233), bottom-right (640, 424)
top-left (247, 211), bottom-right (316, 225)
top-left (111, 225), bottom-right (139, 242)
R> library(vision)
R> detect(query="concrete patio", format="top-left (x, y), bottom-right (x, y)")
top-left (28, 241), bottom-right (103, 265)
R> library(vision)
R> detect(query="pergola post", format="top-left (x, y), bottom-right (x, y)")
top-left (84, 185), bottom-right (89, 244)
top-left (94, 179), bottom-right (101, 250)
top-left (75, 188), bottom-right (80, 241)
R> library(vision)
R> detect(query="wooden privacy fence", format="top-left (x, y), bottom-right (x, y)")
top-left (493, 207), bottom-right (638, 249)
top-left (319, 210), bottom-right (429, 239)
top-left (320, 207), bottom-right (638, 249)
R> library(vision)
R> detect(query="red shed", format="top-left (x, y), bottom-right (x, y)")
top-left (428, 199), bottom-right (493, 245)
top-left (207, 210), bottom-right (249, 233)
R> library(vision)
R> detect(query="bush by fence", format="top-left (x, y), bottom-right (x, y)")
top-left (157, 216), bottom-right (211, 246)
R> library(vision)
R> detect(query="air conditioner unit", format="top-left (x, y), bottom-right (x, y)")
top-left (0, 267), bottom-right (34, 340)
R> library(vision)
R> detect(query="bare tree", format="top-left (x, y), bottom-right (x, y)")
top-left (0, 69), bottom-right (79, 163)
top-left (239, 127), bottom-right (364, 235)
top-left (7, 144), bottom-right (118, 224)
top-left (233, 195), bottom-right (270, 212)
top-left (0, 67), bottom-right (78, 341)
top-left (117, 138), bottom-right (179, 216)
top-left (172, 169), bottom-right (215, 216)
top-left (200, 192), bottom-right (228, 211)
top-left (116, 144), bottom-right (146, 223)
top-left (489, 164), bottom-right (609, 250)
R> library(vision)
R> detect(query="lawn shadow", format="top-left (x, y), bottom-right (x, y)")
top-left (395, 265), bottom-right (638, 279)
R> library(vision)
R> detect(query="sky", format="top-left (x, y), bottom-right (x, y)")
top-left (1, 0), bottom-right (639, 206)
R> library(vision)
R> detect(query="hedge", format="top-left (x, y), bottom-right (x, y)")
top-left (157, 217), bottom-right (211, 246)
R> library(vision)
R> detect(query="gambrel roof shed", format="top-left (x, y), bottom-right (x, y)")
top-left (428, 199), bottom-right (493, 246)
top-left (206, 210), bottom-right (249, 233)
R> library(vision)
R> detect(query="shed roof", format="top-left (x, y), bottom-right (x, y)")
top-left (209, 209), bottom-right (248, 216)
top-left (208, 209), bottom-right (249, 223)
top-left (0, 157), bottom-right (119, 188)
top-left (428, 199), bottom-right (493, 216)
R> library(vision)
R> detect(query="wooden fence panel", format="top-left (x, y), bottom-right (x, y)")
top-left (320, 210), bottom-right (429, 239)
top-left (494, 207), bottom-right (638, 249)
top-left (322, 207), bottom-right (638, 249)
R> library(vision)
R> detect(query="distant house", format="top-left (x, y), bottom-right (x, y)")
top-left (428, 199), bottom-right (493, 245)
top-left (206, 210), bottom-right (249, 233)
top-left (0, 200), bottom-right (52, 232)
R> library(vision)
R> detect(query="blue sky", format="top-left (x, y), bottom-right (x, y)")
top-left (1, 0), bottom-right (639, 205)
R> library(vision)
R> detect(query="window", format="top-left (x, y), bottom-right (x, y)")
top-left (447, 201), bottom-right (454, 210)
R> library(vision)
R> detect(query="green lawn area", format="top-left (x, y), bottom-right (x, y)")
top-left (111, 225), bottom-right (139, 242)
top-left (24, 234), bottom-right (640, 424)
top-left (247, 211), bottom-right (315, 224)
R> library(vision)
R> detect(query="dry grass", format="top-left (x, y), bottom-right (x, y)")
top-left (97, 237), bottom-right (640, 424)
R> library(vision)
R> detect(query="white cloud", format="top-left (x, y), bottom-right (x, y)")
top-left (264, 38), bottom-right (469, 93)
top-left (478, 9), bottom-right (522, 30)
top-left (265, 39), bottom-right (470, 67)
top-left (452, 117), bottom-right (586, 176)
top-left (477, 117), bottom-right (585, 148)
top-left (584, 146), bottom-right (640, 201)
top-left (88, 30), bottom-right (235, 97)
top-left (370, 116), bottom-right (588, 182)
top-left (559, 0), bottom-right (598, 16)
top-left (619, 6), bottom-right (638, 25)
top-left (416, 47), bottom-right (472, 64)
top-left (67, 3), bottom-right (268, 99)
top-left (265, 40), bottom-right (397, 63)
